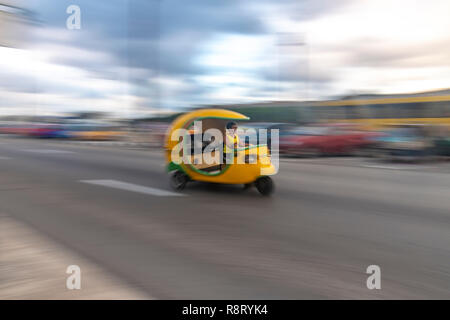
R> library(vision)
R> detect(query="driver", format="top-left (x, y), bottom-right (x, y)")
top-left (224, 121), bottom-right (245, 163)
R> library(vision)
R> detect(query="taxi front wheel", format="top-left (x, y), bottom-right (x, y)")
top-left (255, 176), bottom-right (274, 196)
top-left (170, 171), bottom-right (189, 190)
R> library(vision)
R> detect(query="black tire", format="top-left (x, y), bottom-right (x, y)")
top-left (255, 176), bottom-right (274, 196)
top-left (170, 171), bottom-right (189, 190)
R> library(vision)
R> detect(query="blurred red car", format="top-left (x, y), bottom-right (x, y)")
top-left (0, 124), bottom-right (34, 135)
top-left (279, 126), bottom-right (379, 157)
top-left (27, 124), bottom-right (63, 138)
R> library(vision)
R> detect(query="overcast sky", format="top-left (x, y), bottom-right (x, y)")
top-left (1, 0), bottom-right (450, 117)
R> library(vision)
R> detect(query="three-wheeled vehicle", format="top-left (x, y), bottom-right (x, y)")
top-left (165, 109), bottom-right (277, 195)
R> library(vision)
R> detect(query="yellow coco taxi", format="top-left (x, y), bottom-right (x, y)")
top-left (165, 109), bottom-right (277, 195)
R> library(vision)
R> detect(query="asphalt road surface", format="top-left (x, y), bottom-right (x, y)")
top-left (1, 136), bottom-right (450, 299)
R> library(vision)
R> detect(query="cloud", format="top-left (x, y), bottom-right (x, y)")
top-left (3, 0), bottom-right (450, 116)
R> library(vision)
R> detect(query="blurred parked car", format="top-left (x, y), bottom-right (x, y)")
top-left (434, 137), bottom-right (450, 156)
top-left (279, 125), bottom-right (379, 157)
top-left (431, 126), bottom-right (450, 157)
top-left (27, 124), bottom-right (63, 138)
top-left (0, 124), bottom-right (35, 136)
top-left (240, 122), bottom-right (295, 149)
top-left (370, 125), bottom-right (434, 161)
top-left (65, 123), bottom-right (123, 141)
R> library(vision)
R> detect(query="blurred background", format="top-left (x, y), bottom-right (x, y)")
top-left (1, 0), bottom-right (450, 159)
top-left (1, 0), bottom-right (450, 299)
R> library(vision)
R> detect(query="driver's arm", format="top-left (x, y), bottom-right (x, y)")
top-left (236, 135), bottom-right (247, 147)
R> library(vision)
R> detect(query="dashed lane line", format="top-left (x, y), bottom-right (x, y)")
top-left (79, 179), bottom-right (184, 197)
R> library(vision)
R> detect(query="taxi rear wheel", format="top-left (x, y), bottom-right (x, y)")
top-left (170, 171), bottom-right (189, 190)
top-left (255, 176), bottom-right (274, 196)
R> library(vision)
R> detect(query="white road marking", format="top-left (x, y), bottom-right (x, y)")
top-left (362, 165), bottom-right (401, 170)
top-left (79, 179), bottom-right (184, 197)
top-left (21, 149), bottom-right (75, 154)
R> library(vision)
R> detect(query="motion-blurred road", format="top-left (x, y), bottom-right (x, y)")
top-left (1, 136), bottom-right (450, 299)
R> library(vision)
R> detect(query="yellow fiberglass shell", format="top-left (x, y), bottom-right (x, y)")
top-left (165, 109), bottom-right (277, 184)
top-left (165, 109), bottom-right (249, 150)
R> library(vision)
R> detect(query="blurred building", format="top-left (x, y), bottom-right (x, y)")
top-left (206, 88), bottom-right (450, 127)
top-left (0, 1), bottom-right (30, 48)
